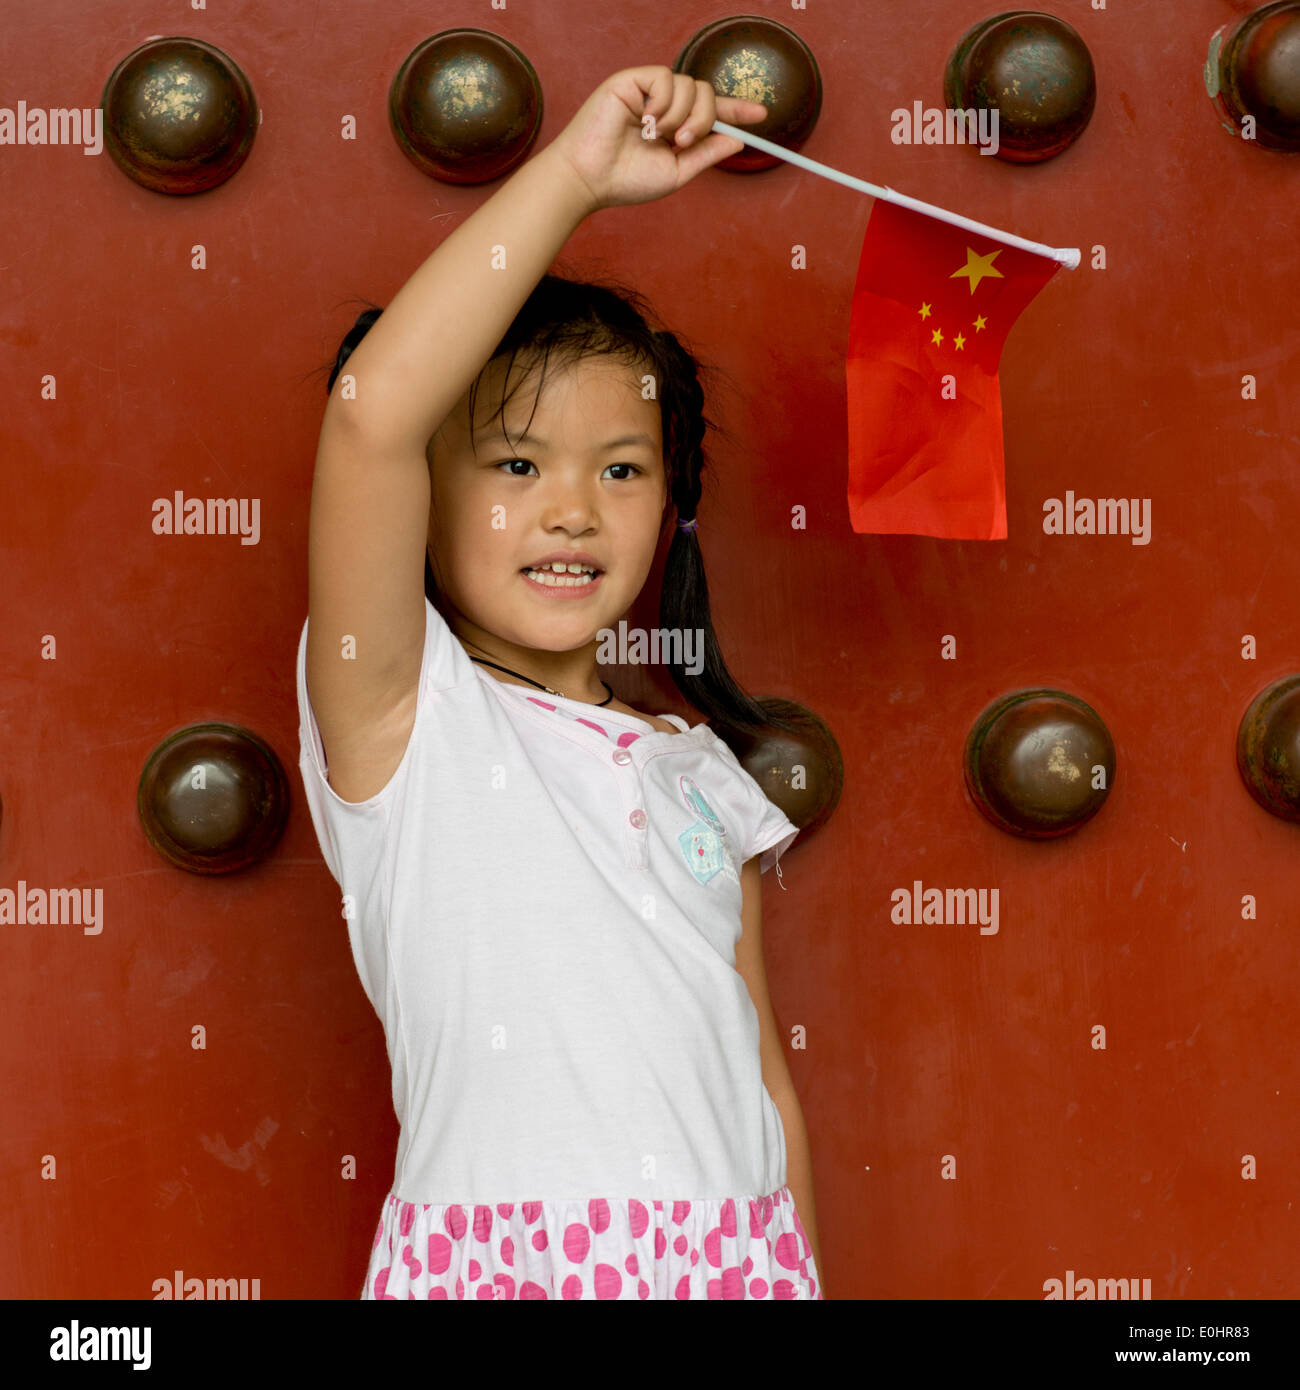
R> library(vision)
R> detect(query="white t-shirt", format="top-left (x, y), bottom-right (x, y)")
top-left (295, 597), bottom-right (801, 1208)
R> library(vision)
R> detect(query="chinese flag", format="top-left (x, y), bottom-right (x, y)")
top-left (846, 197), bottom-right (1062, 539)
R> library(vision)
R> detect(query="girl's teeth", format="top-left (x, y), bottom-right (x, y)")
top-left (524, 566), bottom-right (595, 587)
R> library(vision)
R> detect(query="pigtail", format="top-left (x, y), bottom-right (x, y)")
top-left (656, 331), bottom-right (806, 740)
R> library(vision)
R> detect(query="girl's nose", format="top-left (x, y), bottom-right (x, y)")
top-left (539, 492), bottom-right (599, 529)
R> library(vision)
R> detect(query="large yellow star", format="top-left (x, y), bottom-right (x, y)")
top-left (952, 247), bottom-right (1005, 295)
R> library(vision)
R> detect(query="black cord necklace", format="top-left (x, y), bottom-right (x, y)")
top-left (467, 654), bottom-right (614, 706)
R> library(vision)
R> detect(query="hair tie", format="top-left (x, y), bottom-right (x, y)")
top-left (677, 517), bottom-right (698, 533)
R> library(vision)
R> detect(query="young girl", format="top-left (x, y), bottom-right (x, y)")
top-left (297, 65), bottom-right (823, 1300)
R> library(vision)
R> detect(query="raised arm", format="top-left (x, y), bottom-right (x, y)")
top-left (305, 67), bottom-right (765, 802)
top-left (305, 145), bottom-right (597, 802)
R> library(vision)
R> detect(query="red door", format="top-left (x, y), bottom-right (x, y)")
top-left (2, 0), bottom-right (1296, 1310)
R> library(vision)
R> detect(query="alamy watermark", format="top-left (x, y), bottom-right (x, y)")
top-left (597, 621), bottom-right (703, 677)
top-left (1, 103), bottom-right (103, 154)
top-left (891, 102), bottom-right (1001, 157)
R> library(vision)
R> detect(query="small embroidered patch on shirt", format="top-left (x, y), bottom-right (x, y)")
top-left (678, 820), bottom-right (725, 884)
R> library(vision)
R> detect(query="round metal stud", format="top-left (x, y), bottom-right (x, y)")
top-left (102, 37), bottom-right (257, 194)
top-left (389, 30), bottom-right (542, 184)
top-left (943, 10), bottom-right (1096, 164)
top-left (138, 722), bottom-right (289, 874)
top-left (1205, 0), bottom-right (1300, 152)
top-left (674, 16), bottom-right (822, 172)
top-left (1236, 675), bottom-right (1300, 821)
top-left (714, 699), bottom-right (842, 851)
top-left (964, 689), bottom-right (1115, 837)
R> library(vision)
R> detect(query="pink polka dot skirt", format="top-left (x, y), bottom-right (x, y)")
top-left (362, 1185), bottom-right (821, 1300)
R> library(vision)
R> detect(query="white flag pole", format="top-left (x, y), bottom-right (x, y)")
top-left (711, 119), bottom-right (1081, 271)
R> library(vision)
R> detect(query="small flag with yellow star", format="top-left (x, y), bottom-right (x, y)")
top-left (846, 197), bottom-right (1062, 538)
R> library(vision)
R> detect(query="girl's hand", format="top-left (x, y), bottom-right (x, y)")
top-left (547, 66), bottom-right (767, 213)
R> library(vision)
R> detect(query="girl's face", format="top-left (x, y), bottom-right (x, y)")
top-left (426, 353), bottom-right (669, 659)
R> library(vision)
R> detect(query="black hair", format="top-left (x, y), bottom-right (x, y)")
top-left (320, 271), bottom-right (803, 739)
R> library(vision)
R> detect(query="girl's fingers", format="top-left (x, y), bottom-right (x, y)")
top-left (623, 65), bottom-right (678, 132)
top-left (714, 94), bottom-right (769, 125)
top-left (673, 80), bottom-right (716, 147)
top-left (662, 126), bottom-right (753, 182)
top-left (621, 67), bottom-right (766, 142)
top-left (656, 73), bottom-right (700, 145)
top-left (673, 84), bottom-right (766, 148)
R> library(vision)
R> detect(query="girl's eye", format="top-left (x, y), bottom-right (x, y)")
top-left (495, 460), bottom-right (643, 480)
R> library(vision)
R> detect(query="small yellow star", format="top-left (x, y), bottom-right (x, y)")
top-left (953, 333), bottom-right (966, 350)
top-left (973, 315), bottom-right (987, 332)
top-left (952, 247), bottom-right (1005, 294)
top-left (931, 327), bottom-right (944, 346)
top-left (919, 302), bottom-right (932, 320)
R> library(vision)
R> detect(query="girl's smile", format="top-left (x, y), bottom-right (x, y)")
top-left (520, 560), bottom-right (606, 598)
